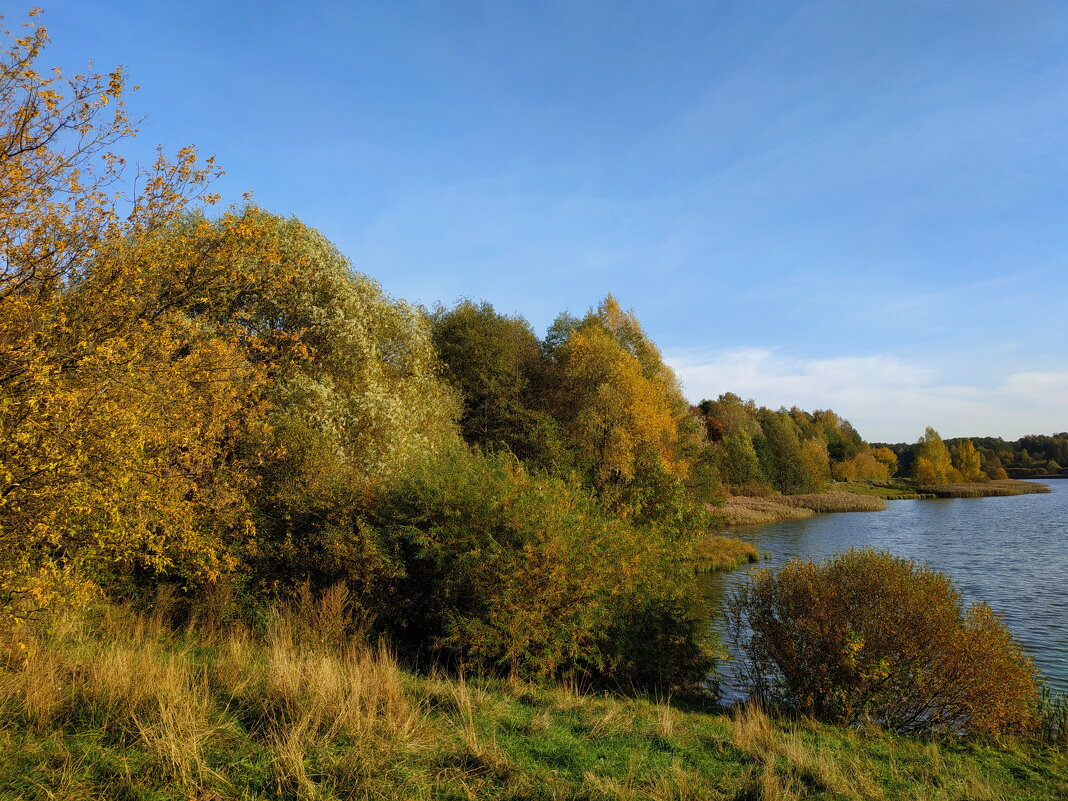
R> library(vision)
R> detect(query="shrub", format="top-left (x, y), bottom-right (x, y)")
top-left (358, 446), bottom-right (716, 692)
top-left (726, 548), bottom-right (1040, 736)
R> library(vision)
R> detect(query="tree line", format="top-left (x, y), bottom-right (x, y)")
top-left (874, 430), bottom-right (1068, 481)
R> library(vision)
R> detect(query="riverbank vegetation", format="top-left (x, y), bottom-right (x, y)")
top-left (727, 550), bottom-right (1042, 737)
top-left (921, 480), bottom-right (1051, 498)
top-left (712, 497), bottom-right (816, 526)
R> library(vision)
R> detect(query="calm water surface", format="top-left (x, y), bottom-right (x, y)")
top-left (699, 480), bottom-right (1068, 696)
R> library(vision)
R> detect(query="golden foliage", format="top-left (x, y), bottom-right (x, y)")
top-left (555, 296), bottom-right (695, 490)
top-left (831, 451), bottom-right (890, 482)
top-left (727, 549), bottom-right (1040, 736)
top-left (0, 18), bottom-right (261, 618)
top-left (912, 427), bottom-right (961, 485)
top-left (952, 439), bottom-right (986, 482)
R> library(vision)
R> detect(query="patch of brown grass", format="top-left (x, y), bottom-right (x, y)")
top-left (781, 491), bottom-right (887, 513)
top-left (920, 480), bottom-right (1051, 498)
top-left (718, 496), bottom-right (815, 526)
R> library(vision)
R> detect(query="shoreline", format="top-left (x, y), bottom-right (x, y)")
top-left (710, 479), bottom-right (1050, 528)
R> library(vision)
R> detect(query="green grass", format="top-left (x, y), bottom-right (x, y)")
top-left (834, 481), bottom-right (931, 500)
top-left (2, 604), bottom-right (1066, 800)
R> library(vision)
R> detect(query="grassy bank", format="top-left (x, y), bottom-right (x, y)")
top-left (919, 479), bottom-right (1051, 498)
top-left (691, 536), bottom-right (761, 572)
top-left (2, 605), bottom-right (1066, 801)
top-left (834, 481), bottom-right (936, 500)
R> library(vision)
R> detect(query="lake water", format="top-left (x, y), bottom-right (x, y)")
top-left (698, 480), bottom-right (1068, 696)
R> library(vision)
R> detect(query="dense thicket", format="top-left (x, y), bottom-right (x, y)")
top-left (691, 396), bottom-right (890, 493)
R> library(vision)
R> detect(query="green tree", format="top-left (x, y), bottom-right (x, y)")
top-left (431, 300), bottom-right (562, 464)
top-left (720, 430), bottom-right (766, 489)
top-left (758, 411), bottom-right (823, 494)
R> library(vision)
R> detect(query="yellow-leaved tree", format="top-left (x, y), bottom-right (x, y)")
top-left (912, 426), bottom-right (961, 485)
top-left (0, 14), bottom-right (282, 618)
top-left (549, 296), bottom-right (715, 522)
top-left (952, 438), bottom-right (986, 482)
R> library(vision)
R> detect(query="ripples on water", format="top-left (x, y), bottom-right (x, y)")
top-left (699, 480), bottom-right (1068, 696)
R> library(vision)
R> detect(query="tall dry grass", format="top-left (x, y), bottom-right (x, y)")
top-left (691, 535), bottom-right (760, 571)
top-left (780, 492), bottom-right (887, 513)
top-left (718, 497), bottom-right (816, 526)
top-left (920, 480), bottom-right (1051, 498)
top-left (0, 591), bottom-right (430, 800)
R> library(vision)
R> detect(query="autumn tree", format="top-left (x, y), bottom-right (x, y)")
top-left (545, 296), bottom-right (718, 521)
top-left (912, 426), bottom-right (960, 485)
top-left (871, 446), bottom-right (899, 476)
top-left (831, 450), bottom-right (890, 482)
top-left (0, 13), bottom-right (261, 617)
top-left (952, 439), bottom-right (986, 482)
top-left (699, 393), bottom-right (762, 439)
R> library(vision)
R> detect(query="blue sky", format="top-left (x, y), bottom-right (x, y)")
top-left (38, 1), bottom-right (1068, 441)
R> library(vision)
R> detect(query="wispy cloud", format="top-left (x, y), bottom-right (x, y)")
top-left (665, 347), bottom-right (1067, 442)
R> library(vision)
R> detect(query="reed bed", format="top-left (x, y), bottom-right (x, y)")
top-left (781, 491), bottom-right (887, 513)
top-left (716, 496), bottom-right (816, 526)
top-left (920, 480), bottom-right (1051, 498)
top-left (690, 535), bottom-right (760, 572)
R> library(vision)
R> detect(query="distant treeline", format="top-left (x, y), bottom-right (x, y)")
top-left (874, 433), bottom-right (1068, 479)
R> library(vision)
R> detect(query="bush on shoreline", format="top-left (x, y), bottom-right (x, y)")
top-left (726, 548), bottom-right (1041, 737)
